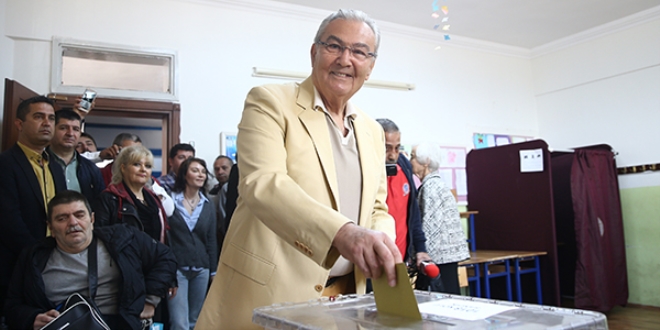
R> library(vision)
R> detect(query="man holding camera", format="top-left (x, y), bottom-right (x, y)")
top-left (376, 118), bottom-right (431, 270)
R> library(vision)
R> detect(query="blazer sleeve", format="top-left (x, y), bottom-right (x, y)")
top-left (204, 201), bottom-right (218, 273)
top-left (236, 85), bottom-right (353, 267)
top-left (367, 127), bottom-right (395, 240)
top-left (0, 153), bottom-right (40, 256)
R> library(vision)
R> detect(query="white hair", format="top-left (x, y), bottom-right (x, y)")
top-left (314, 9), bottom-right (381, 54)
top-left (415, 142), bottom-right (442, 172)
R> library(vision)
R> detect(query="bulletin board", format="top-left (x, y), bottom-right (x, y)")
top-left (437, 146), bottom-right (467, 203)
top-left (473, 133), bottom-right (533, 150)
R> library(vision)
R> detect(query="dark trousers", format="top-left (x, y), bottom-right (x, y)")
top-left (415, 262), bottom-right (460, 294)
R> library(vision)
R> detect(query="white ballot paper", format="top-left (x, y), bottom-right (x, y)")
top-left (418, 298), bottom-right (518, 321)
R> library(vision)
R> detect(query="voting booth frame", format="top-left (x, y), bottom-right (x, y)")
top-left (465, 139), bottom-right (628, 312)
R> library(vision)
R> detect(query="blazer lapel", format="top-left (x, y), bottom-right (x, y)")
top-left (296, 79), bottom-right (340, 209)
top-left (11, 144), bottom-right (46, 209)
top-left (352, 115), bottom-right (375, 226)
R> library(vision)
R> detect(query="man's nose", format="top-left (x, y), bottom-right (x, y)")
top-left (67, 215), bottom-right (79, 225)
top-left (336, 48), bottom-right (352, 65)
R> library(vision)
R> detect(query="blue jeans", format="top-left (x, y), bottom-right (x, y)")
top-left (168, 268), bottom-right (209, 330)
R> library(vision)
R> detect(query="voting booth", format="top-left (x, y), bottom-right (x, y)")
top-left (253, 291), bottom-right (607, 329)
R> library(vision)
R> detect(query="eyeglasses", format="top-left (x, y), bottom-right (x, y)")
top-left (316, 41), bottom-right (377, 61)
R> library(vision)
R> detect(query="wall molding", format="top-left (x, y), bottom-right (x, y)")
top-left (531, 5), bottom-right (660, 58)
top-left (180, 0), bottom-right (532, 58)
top-left (180, 0), bottom-right (660, 59)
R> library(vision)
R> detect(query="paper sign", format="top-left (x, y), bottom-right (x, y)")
top-left (520, 149), bottom-right (544, 172)
top-left (455, 169), bottom-right (467, 196)
top-left (372, 263), bottom-right (421, 320)
top-left (419, 299), bottom-right (518, 321)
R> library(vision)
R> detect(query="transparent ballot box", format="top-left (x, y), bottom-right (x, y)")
top-left (253, 291), bottom-right (607, 329)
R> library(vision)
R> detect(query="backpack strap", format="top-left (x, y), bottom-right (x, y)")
top-left (88, 237), bottom-right (98, 299)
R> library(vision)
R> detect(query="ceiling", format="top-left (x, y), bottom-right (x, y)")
top-left (270, 0), bottom-right (660, 49)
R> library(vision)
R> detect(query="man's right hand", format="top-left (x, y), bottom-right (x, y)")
top-left (332, 223), bottom-right (403, 287)
top-left (99, 144), bottom-right (121, 160)
top-left (33, 309), bottom-right (60, 329)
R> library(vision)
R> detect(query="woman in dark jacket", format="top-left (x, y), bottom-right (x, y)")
top-left (94, 145), bottom-right (168, 243)
top-left (167, 158), bottom-right (217, 330)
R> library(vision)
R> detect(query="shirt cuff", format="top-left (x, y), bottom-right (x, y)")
top-left (145, 294), bottom-right (161, 307)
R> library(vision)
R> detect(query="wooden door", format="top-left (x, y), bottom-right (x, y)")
top-left (2, 79), bottom-right (39, 151)
top-left (2, 79), bottom-right (180, 164)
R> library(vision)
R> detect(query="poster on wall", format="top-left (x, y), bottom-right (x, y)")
top-left (220, 132), bottom-right (237, 162)
top-left (473, 133), bottom-right (533, 150)
top-left (437, 146), bottom-right (468, 203)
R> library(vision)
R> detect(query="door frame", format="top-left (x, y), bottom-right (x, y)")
top-left (2, 79), bottom-right (180, 158)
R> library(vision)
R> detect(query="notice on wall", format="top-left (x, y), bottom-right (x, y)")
top-left (520, 148), bottom-right (544, 172)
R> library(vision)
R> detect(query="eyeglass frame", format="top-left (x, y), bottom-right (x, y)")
top-left (315, 40), bottom-right (378, 60)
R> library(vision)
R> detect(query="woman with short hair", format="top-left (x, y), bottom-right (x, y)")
top-left (94, 145), bottom-right (168, 243)
top-left (167, 157), bottom-right (217, 330)
top-left (411, 142), bottom-right (470, 294)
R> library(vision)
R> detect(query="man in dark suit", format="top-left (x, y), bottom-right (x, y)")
top-left (0, 95), bottom-right (66, 321)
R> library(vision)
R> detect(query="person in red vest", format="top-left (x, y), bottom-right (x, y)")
top-left (376, 119), bottom-right (431, 276)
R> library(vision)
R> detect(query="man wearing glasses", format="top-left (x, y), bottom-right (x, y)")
top-left (197, 9), bottom-right (401, 330)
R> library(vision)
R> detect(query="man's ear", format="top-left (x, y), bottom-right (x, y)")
top-left (90, 212), bottom-right (95, 225)
top-left (365, 61), bottom-right (375, 81)
top-left (14, 119), bottom-right (23, 132)
top-left (310, 43), bottom-right (318, 67)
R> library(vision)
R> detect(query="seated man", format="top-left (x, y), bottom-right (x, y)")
top-left (4, 190), bottom-right (177, 330)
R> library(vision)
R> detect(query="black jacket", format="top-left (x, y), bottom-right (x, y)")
top-left (47, 148), bottom-right (106, 208)
top-left (0, 144), bottom-right (66, 286)
top-left (4, 225), bottom-right (177, 330)
top-left (397, 154), bottom-right (428, 261)
top-left (167, 198), bottom-right (218, 271)
top-left (94, 182), bottom-right (168, 243)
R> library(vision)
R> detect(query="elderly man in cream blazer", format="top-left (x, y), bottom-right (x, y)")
top-left (196, 9), bottom-right (401, 330)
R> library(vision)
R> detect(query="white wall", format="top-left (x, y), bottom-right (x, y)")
top-left (0, 0), bottom-right (15, 139)
top-left (532, 17), bottom-right (660, 189)
top-left (1, 0), bottom-right (538, 166)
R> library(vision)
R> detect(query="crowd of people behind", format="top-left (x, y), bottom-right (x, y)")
top-left (0, 95), bottom-right (238, 330)
top-left (0, 8), bottom-right (470, 330)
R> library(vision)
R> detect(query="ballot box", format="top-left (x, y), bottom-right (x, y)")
top-left (253, 291), bottom-right (607, 329)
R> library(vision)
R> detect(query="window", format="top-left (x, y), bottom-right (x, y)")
top-left (51, 38), bottom-right (178, 101)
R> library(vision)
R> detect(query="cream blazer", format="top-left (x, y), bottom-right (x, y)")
top-left (195, 78), bottom-right (394, 330)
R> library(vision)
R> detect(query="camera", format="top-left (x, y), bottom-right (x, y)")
top-left (78, 89), bottom-right (97, 113)
top-left (386, 164), bottom-right (397, 176)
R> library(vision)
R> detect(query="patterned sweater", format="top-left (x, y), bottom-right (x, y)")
top-left (417, 172), bottom-right (470, 264)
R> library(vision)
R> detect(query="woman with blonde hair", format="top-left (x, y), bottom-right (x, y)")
top-left (411, 142), bottom-right (470, 294)
top-left (94, 145), bottom-right (168, 243)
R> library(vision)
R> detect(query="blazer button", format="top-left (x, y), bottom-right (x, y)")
top-left (314, 284), bottom-right (323, 292)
